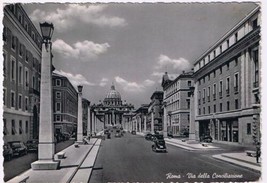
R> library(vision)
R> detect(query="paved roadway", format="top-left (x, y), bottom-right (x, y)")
top-left (90, 132), bottom-right (261, 183)
top-left (3, 139), bottom-right (74, 182)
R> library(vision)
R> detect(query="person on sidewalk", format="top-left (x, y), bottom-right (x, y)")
top-left (256, 142), bottom-right (261, 163)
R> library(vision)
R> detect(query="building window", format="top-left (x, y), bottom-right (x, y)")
top-left (26, 50), bottom-right (29, 62)
top-left (3, 27), bottom-right (8, 42)
top-left (3, 52), bottom-right (7, 76)
top-left (227, 39), bottom-right (230, 48)
top-left (19, 65), bottom-right (23, 84)
top-left (214, 104), bottom-right (216, 113)
top-left (198, 108), bottom-right (201, 115)
top-left (219, 67), bottom-right (222, 74)
top-left (11, 91), bottom-right (15, 108)
top-left (213, 50), bottom-right (216, 58)
top-left (227, 101), bottom-right (230, 111)
top-left (56, 102), bottom-right (61, 112)
top-left (235, 32), bottom-right (238, 42)
top-left (3, 119), bottom-right (8, 135)
top-left (19, 43), bottom-right (23, 56)
top-left (220, 45), bottom-right (222, 53)
top-left (203, 107), bottom-right (205, 115)
top-left (56, 79), bottom-right (61, 86)
top-left (253, 49), bottom-right (259, 88)
top-left (252, 18), bottom-right (258, 29)
top-left (203, 77), bottom-right (205, 83)
top-left (32, 32), bottom-right (35, 41)
top-left (207, 87), bottom-right (210, 102)
top-left (25, 97), bottom-right (28, 111)
top-left (235, 99), bottom-right (239, 109)
top-left (203, 88), bottom-right (206, 104)
top-left (187, 99), bottom-right (190, 109)
top-left (11, 58), bottom-right (16, 81)
top-left (235, 57), bottom-right (238, 66)
top-left (208, 106), bottom-right (211, 114)
top-left (25, 69), bottom-right (29, 87)
top-left (11, 35), bottom-right (16, 50)
top-left (188, 81), bottom-right (191, 87)
top-left (56, 92), bottom-right (61, 99)
top-left (3, 89), bottom-right (6, 106)
top-left (56, 115), bottom-right (61, 121)
top-left (214, 70), bottom-right (216, 78)
top-left (226, 62), bottom-right (229, 70)
top-left (18, 95), bottom-right (22, 109)
top-left (208, 55), bottom-right (210, 62)
top-left (208, 74), bottom-right (210, 81)
top-left (25, 121), bottom-right (28, 134)
top-left (234, 73), bottom-right (239, 94)
top-left (213, 83), bottom-right (216, 100)
top-left (198, 91), bottom-right (201, 105)
top-left (219, 81), bottom-right (223, 98)
top-left (19, 120), bottom-right (23, 134)
top-left (12, 120), bottom-right (16, 135)
top-left (226, 77), bottom-right (230, 96)
top-left (220, 103), bottom-right (222, 112)
top-left (32, 76), bottom-right (35, 89)
top-left (247, 123), bottom-right (251, 135)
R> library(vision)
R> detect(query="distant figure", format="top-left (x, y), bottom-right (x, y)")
top-left (256, 142), bottom-right (261, 163)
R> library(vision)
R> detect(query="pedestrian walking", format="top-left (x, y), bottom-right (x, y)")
top-left (256, 142), bottom-right (261, 163)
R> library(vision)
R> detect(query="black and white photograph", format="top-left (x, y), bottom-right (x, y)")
top-left (1, 1), bottom-right (264, 182)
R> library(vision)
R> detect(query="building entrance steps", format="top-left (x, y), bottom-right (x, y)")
top-left (212, 152), bottom-right (261, 172)
top-left (6, 138), bottom-right (100, 183)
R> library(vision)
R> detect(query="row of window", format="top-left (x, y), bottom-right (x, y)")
top-left (3, 89), bottom-right (29, 110)
top-left (6, 4), bottom-right (42, 49)
top-left (166, 99), bottom-right (190, 111)
top-left (198, 73), bottom-right (239, 104)
top-left (196, 17), bottom-right (258, 72)
top-left (165, 80), bottom-right (192, 98)
top-left (3, 119), bottom-right (29, 135)
top-left (3, 27), bottom-right (41, 73)
top-left (198, 99), bottom-right (239, 115)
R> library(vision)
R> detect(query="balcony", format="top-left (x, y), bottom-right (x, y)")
top-left (29, 87), bottom-right (40, 96)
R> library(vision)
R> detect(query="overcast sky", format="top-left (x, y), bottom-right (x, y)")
top-left (22, 2), bottom-right (257, 108)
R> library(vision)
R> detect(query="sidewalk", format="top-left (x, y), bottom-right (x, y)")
top-left (213, 152), bottom-right (261, 172)
top-left (6, 138), bottom-right (101, 183)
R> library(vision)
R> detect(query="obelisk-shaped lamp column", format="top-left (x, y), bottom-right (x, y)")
top-left (31, 22), bottom-right (59, 170)
top-left (77, 85), bottom-right (84, 143)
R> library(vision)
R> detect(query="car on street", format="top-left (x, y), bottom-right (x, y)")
top-left (200, 135), bottom-right (213, 143)
top-left (3, 143), bottom-right (13, 161)
top-left (131, 130), bottom-right (136, 135)
top-left (8, 141), bottom-right (28, 156)
top-left (107, 132), bottom-right (111, 139)
top-left (26, 139), bottom-right (38, 152)
top-left (145, 133), bottom-right (153, 141)
top-left (152, 138), bottom-right (167, 152)
top-left (115, 131), bottom-right (122, 138)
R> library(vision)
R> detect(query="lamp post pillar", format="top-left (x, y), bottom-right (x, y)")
top-left (76, 86), bottom-right (83, 143)
top-left (151, 109), bottom-right (154, 133)
top-left (87, 107), bottom-right (91, 136)
top-left (163, 102), bottom-right (168, 137)
top-left (31, 39), bottom-right (59, 170)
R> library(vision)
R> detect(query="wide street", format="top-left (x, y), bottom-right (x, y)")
top-left (3, 139), bottom-right (74, 182)
top-left (90, 132), bottom-right (260, 183)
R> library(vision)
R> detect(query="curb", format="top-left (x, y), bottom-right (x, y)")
top-left (212, 154), bottom-right (261, 173)
top-left (88, 139), bottom-right (102, 182)
top-left (221, 154), bottom-right (260, 166)
top-left (66, 139), bottom-right (99, 183)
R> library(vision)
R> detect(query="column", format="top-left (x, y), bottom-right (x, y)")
top-left (112, 110), bottom-right (115, 125)
top-left (163, 103), bottom-right (168, 137)
top-left (135, 118), bottom-right (138, 131)
top-left (144, 115), bottom-right (147, 132)
top-left (87, 107), bottom-right (91, 136)
top-left (76, 87), bottom-right (83, 143)
top-left (31, 41), bottom-right (59, 170)
top-left (151, 109), bottom-right (154, 133)
top-left (92, 112), bottom-right (95, 135)
top-left (139, 116), bottom-right (142, 132)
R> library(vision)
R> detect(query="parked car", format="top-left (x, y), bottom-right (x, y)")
top-left (200, 135), bottom-right (213, 143)
top-left (115, 132), bottom-right (121, 138)
top-left (8, 141), bottom-right (28, 156)
top-left (3, 143), bottom-right (13, 161)
top-left (167, 131), bottom-right (173, 138)
top-left (26, 139), bottom-right (38, 152)
top-left (145, 133), bottom-right (153, 141)
top-left (107, 132), bottom-right (111, 139)
top-left (152, 138), bottom-right (167, 152)
top-left (131, 130), bottom-right (136, 135)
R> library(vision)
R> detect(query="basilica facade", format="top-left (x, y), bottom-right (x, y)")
top-left (91, 84), bottom-right (134, 128)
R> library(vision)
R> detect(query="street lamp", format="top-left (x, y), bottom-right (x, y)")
top-left (40, 22), bottom-right (54, 51)
top-left (77, 85), bottom-right (84, 143)
top-left (31, 22), bottom-right (59, 170)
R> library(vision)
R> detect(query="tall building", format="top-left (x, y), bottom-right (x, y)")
top-left (52, 73), bottom-right (78, 135)
top-left (193, 6), bottom-right (260, 145)
top-left (147, 91), bottom-right (164, 133)
top-left (92, 84), bottom-right (134, 128)
top-left (162, 71), bottom-right (194, 136)
top-left (3, 4), bottom-right (42, 143)
top-left (133, 104), bottom-right (149, 133)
